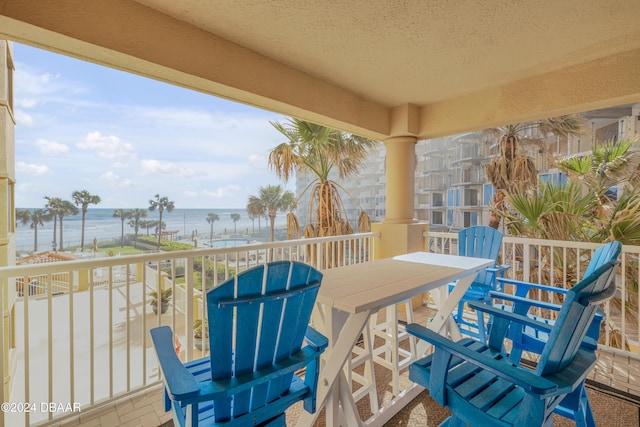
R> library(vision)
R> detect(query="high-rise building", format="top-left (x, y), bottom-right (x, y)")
top-left (295, 104), bottom-right (640, 232)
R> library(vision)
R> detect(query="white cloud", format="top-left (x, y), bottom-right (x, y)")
top-left (140, 159), bottom-right (197, 178)
top-left (17, 98), bottom-right (37, 108)
top-left (100, 171), bottom-right (133, 188)
top-left (111, 161), bottom-right (129, 169)
top-left (34, 138), bottom-right (70, 155)
top-left (77, 131), bottom-right (135, 159)
top-left (203, 185), bottom-right (241, 199)
top-left (14, 109), bottom-right (36, 126)
top-left (249, 153), bottom-right (268, 169)
top-left (16, 161), bottom-right (49, 175)
top-left (183, 190), bottom-right (199, 197)
top-left (14, 64), bottom-right (63, 96)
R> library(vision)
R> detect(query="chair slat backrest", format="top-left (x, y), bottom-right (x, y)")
top-left (583, 241), bottom-right (622, 277)
top-left (536, 260), bottom-right (618, 376)
top-left (458, 226), bottom-right (503, 285)
top-left (207, 261), bottom-right (322, 422)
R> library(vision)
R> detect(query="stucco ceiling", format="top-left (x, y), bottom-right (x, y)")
top-left (2, 0), bottom-right (640, 139)
top-left (132, 0), bottom-right (640, 107)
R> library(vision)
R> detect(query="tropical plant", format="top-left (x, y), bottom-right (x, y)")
top-left (149, 194), bottom-right (175, 249)
top-left (71, 190), bottom-right (101, 251)
top-left (193, 318), bottom-right (208, 339)
top-left (247, 195), bottom-right (265, 233)
top-left (247, 185), bottom-right (295, 242)
top-left (113, 209), bottom-right (132, 247)
top-left (269, 118), bottom-right (379, 238)
top-left (16, 208), bottom-right (31, 227)
top-left (230, 213), bottom-right (241, 234)
top-left (496, 138), bottom-right (640, 349)
top-left (26, 209), bottom-right (49, 252)
top-left (44, 196), bottom-right (64, 249)
top-left (500, 137), bottom-right (640, 245)
top-left (128, 208), bottom-right (148, 248)
top-left (149, 288), bottom-right (172, 314)
top-left (485, 115), bottom-right (585, 229)
top-left (206, 212), bottom-right (219, 245)
top-left (558, 137), bottom-right (640, 220)
top-left (52, 199), bottom-right (78, 251)
top-left (140, 219), bottom-right (156, 235)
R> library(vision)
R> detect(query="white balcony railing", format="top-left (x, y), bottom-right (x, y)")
top-left (427, 232), bottom-right (640, 354)
top-left (0, 233), bottom-right (377, 426)
top-left (3, 231), bottom-right (639, 426)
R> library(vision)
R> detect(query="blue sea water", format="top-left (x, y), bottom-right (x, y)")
top-left (15, 208), bottom-right (285, 252)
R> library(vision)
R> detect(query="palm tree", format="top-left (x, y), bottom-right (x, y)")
top-left (230, 213), bottom-right (241, 234)
top-left (71, 190), bottom-right (101, 251)
top-left (247, 196), bottom-right (265, 233)
top-left (16, 208), bottom-right (31, 228)
top-left (44, 196), bottom-right (64, 249)
top-left (113, 209), bottom-right (132, 247)
top-left (485, 115), bottom-right (585, 229)
top-left (558, 137), bottom-right (640, 220)
top-left (269, 118), bottom-right (378, 238)
top-left (128, 208), bottom-right (148, 248)
top-left (206, 212), bottom-right (219, 246)
top-left (27, 209), bottom-right (49, 252)
top-left (55, 200), bottom-right (79, 251)
top-left (149, 194), bottom-right (175, 248)
top-left (140, 219), bottom-right (153, 235)
top-left (248, 185), bottom-right (295, 242)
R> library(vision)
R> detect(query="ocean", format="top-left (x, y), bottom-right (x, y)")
top-left (15, 208), bottom-right (287, 252)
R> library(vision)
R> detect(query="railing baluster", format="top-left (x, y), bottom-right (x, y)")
top-left (109, 266), bottom-right (113, 396)
top-left (89, 267), bottom-right (95, 404)
top-left (126, 263), bottom-right (131, 391)
top-left (68, 268), bottom-right (74, 416)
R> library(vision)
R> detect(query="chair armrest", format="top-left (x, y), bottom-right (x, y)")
top-left (543, 347), bottom-right (597, 394)
top-left (487, 264), bottom-right (511, 275)
top-left (150, 326), bottom-right (200, 402)
top-left (489, 291), bottom-right (563, 313)
top-left (406, 323), bottom-right (558, 396)
top-left (305, 326), bottom-right (328, 352)
top-left (497, 277), bottom-right (569, 296)
top-left (467, 301), bottom-right (553, 334)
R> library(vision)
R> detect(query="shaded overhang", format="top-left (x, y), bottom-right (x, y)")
top-left (1, 0), bottom-right (640, 140)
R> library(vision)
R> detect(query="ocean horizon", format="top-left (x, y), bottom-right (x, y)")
top-left (15, 208), bottom-right (288, 252)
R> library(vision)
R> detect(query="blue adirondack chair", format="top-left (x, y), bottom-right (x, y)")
top-left (150, 261), bottom-right (328, 427)
top-left (491, 241), bottom-right (621, 363)
top-left (487, 241), bottom-right (621, 426)
top-left (448, 226), bottom-right (509, 341)
top-left (407, 259), bottom-right (619, 427)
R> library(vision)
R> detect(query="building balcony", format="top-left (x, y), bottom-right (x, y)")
top-left (0, 233), bottom-right (638, 426)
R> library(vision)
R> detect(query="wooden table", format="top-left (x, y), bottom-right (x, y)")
top-left (296, 252), bottom-right (494, 427)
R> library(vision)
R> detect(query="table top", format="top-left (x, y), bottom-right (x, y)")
top-left (317, 251), bottom-right (494, 314)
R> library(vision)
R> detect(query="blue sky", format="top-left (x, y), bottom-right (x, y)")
top-left (13, 43), bottom-right (293, 209)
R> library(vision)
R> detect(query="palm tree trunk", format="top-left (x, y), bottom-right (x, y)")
top-left (80, 209), bottom-right (87, 251)
top-left (488, 190), bottom-right (506, 230)
top-left (269, 214), bottom-right (276, 242)
top-left (59, 216), bottom-right (64, 251)
top-left (34, 225), bottom-right (38, 252)
top-left (52, 217), bottom-right (57, 248)
top-left (158, 211), bottom-right (163, 248)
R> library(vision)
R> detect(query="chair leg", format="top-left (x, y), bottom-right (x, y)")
top-left (370, 302), bottom-right (418, 395)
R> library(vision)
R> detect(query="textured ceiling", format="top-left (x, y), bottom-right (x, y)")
top-left (2, 0), bottom-right (640, 138)
top-left (133, 0), bottom-right (640, 107)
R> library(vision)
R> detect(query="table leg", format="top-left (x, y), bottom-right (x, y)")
top-left (296, 310), bottom-right (370, 427)
top-left (417, 274), bottom-right (475, 355)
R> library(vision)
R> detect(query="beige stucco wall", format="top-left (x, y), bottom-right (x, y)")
top-left (0, 39), bottom-right (16, 400)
